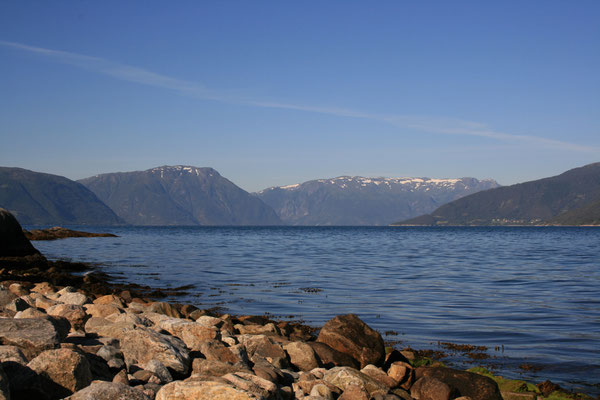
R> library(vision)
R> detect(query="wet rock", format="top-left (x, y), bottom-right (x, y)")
top-left (120, 328), bottom-right (190, 375)
top-left (284, 341), bottom-right (321, 371)
top-left (28, 348), bottom-right (92, 399)
top-left (47, 303), bottom-right (88, 331)
top-left (66, 381), bottom-right (151, 400)
top-left (411, 376), bottom-right (451, 400)
top-left (0, 318), bottom-right (63, 359)
top-left (156, 378), bottom-right (258, 400)
top-left (0, 208), bottom-right (40, 257)
top-left (415, 367), bottom-right (502, 400)
top-left (317, 314), bottom-right (385, 368)
top-left (309, 342), bottom-right (361, 369)
top-left (323, 366), bottom-right (389, 397)
top-left (361, 364), bottom-right (398, 388)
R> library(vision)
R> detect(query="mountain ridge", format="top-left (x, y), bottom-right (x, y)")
top-left (394, 162), bottom-right (600, 226)
top-left (79, 165), bottom-right (282, 226)
top-left (256, 175), bottom-right (500, 226)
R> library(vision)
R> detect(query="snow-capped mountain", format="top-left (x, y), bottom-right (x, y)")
top-left (79, 165), bottom-right (281, 226)
top-left (256, 176), bottom-right (500, 226)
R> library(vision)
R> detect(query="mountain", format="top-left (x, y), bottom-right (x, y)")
top-left (0, 167), bottom-right (123, 226)
top-left (395, 162), bottom-right (600, 226)
top-left (79, 165), bottom-right (281, 226)
top-left (255, 176), bottom-right (499, 226)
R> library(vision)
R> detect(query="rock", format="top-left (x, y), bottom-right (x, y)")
top-left (387, 361), bottom-right (414, 389)
top-left (195, 315), bottom-right (224, 327)
top-left (192, 359), bottom-right (249, 377)
top-left (4, 297), bottom-right (30, 312)
top-left (223, 371), bottom-right (279, 398)
top-left (0, 365), bottom-right (8, 400)
top-left (113, 369), bottom-right (129, 385)
top-left (66, 381), bottom-right (151, 400)
top-left (361, 364), bottom-right (398, 388)
top-left (24, 227), bottom-right (117, 241)
top-left (0, 318), bottom-right (63, 359)
top-left (239, 334), bottom-right (289, 369)
top-left (147, 301), bottom-right (182, 318)
top-left (415, 367), bottom-right (502, 400)
top-left (0, 289), bottom-right (17, 309)
top-left (83, 303), bottom-right (123, 319)
top-left (339, 383), bottom-right (370, 400)
top-left (284, 341), bottom-right (321, 371)
top-left (31, 282), bottom-right (56, 296)
top-left (235, 323), bottom-right (281, 336)
top-left (156, 379), bottom-right (259, 400)
top-left (8, 283), bottom-right (29, 296)
top-left (323, 366), bottom-right (389, 397)
top-left (35, 295), bottom-right (59, 310)
top-left (0, 208), bottom-right (40, 257)
top-left (198, 340), bottom-right (244, 364)
top-left (28, 348), bottom-right (93, 399)
top-left (57, 292), bottom-right (90, 306)
top-left (317, 314), bottom-right (385, 368)
top-left (251, 359), bottom-right (286, 384)
top-left (537, 380), bottom-right (562, 397)
top-left (309, 342), bottom-right (361, 369)
top-left (142, 359), bottom-right (173, 384)
top-left (47, 303), bottom-right (88, 331)
top-left (120, 328), bottom-right (190, 375)
top-left (310, 382), bottom-right (335, 399)
top-left (156, 318), bottom-right (219, 350)
top-left (96, 344), bottom-right (124, 367)
top-left (14, 307), bottom-right (47, 318)
top-left (411, 376), bottom-right (451, 400)
top-left (92, 294), bottom-right (125, 307)
top-left (0, 345), bottom-right (28, 364)
top-left (84, 318), bottom-right (135, 340)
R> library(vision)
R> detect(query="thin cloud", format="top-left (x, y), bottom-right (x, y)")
top-left (1, 40), bottom-right (597, 153)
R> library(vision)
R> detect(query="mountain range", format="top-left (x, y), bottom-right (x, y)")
top-left (256, 176), bottom-right (499, 226)
top-left (78, 166), bottom-right (281, 226)
top-left (395, 162), bottom-right (600, 226)
top-left (0, 167), bottom-right (122, 226)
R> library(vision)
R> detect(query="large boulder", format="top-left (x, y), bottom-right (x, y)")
top-left (66, 381), bottom-right (151, 400)
top-left (0, 208), bottom-right (40, 257)
top-left (28, 348), bottom-right (92, 399)
top-left (0, 318), bottom-right (65, 359)
top-left (120, 328), bottom-right (190, 375)
top-left (156, 378), bottom-right (259, 400)
top-left (309, 342), bottom-right (360, 369)
top-left (411, 376), bottom-right (451, 400)
top-left (317, 314), bottom-right (385, 368)
top-left (415, 367), bottom-right (502, 400)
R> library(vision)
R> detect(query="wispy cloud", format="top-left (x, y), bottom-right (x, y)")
top-left (1, 40), bottom-right (597, 153)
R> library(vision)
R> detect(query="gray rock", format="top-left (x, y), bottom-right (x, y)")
top-left (142, 360), bottom-right (173, 384)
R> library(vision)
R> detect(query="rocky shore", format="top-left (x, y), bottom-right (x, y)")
top-left (0, 208), bottom-right (595, 400)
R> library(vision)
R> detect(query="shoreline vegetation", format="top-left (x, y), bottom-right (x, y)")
top-left (0, 216), bottom-right (597, 399)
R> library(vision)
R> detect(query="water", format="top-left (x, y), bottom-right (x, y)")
top-left (31, 226), bottom-right (600, 395)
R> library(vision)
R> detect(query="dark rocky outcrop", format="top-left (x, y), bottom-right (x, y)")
top-left (0, 208), bottom-right (40, 257)
top-left (24, 227), bottom-right (117, 241)
top-left (415, 366), bottom-right (503, 400)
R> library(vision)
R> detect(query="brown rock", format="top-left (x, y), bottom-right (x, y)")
top-left (57, 292), bottom-right (90, 306)
top-left (0, 317), bottom-right (64, 359)
top-left (0, 208), bottom-right (40, 257)
top-left (4, 297), bottom-right (31, 312)
top-left (67, 381), bottom-right (151, 400)
top-left (537, 380), bottom-right (562, 397)
top-left (156, 318), bottom-right (219, 350)
top-left (388, 361), bottom-right (414, 389)
top-left (83, 303), bottom-right (123, 319)
top-left (47, 303), bottom-right (88, 331)
top-left (92, 294), bottom-right (125, 307)
top-left (309, 341), bottom-right (360, 369)
top-left (198, 340), bottom-right (243, 364)
top-left (8, 283), bottom-right (29, 296)
top-left (14, 307), bottom-right (47, 318)
top-left (28, 348), bottom-right (92, 398)
top-left (31, 282), bottom-right (56, 296)
top-left (411, 376), bottom-right (451, 400)
top-left (284, 341), bottom-right (321, 371)
top-left (317, 314), bottom-right (385, 368)
top-left (235, 323), bottom-right (281, 336)
top-left (147, 301), bottom-right (182, 318)
top-left (239, 334), bottom-right (289, 369)
top-left (223, 372), bottom-right (279, 399)
top-left (112, 369), bottom-right (129, 385)
top-left (415, 367), bottom-right (502, 400)
top-left (339, 383), bottom-right (370, 400)
top-left (0, 345), bottom-right (28, 364)
top-left (192, 359), bottom-right (249, 377)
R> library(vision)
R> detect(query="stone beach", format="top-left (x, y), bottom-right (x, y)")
top-left (0, 208), bottom-right (595, 400)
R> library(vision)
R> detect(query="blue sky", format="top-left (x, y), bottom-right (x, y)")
top-left (1, 1), bottom-right (598, 192)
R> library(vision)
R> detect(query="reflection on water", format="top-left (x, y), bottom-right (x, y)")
top-left (33, 226), bottom-right (600, 395)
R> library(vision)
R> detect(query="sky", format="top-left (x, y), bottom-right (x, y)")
top-left (1, 1), bottom-right (599, 192)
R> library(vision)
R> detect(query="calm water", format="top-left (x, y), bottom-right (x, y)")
top-left (32, 226), bottom-right (600, 394)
